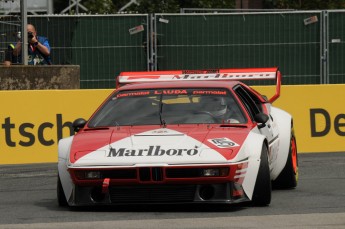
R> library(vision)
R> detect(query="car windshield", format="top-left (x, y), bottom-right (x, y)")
top-left (88, 88), bottom-right (247, 127)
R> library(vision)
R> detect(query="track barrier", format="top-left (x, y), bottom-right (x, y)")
top-left (0, 85), bottom-right (344, 164)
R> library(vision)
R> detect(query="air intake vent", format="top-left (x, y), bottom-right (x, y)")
top-left (109, 185), bottom-right (196, 203)
top-left (139, 168), bottom-right (150, 181)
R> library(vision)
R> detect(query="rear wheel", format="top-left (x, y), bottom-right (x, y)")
top-left (273, 131), bottom-right (298, 189)
top-left (252, 144), bottom-right (271, 206)
top-left (57, 175), bottom-right (68, 207)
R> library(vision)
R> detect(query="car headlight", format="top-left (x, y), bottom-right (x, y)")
top-left (202, 168), bottom-right (229, 177)
top-left (75, 170), bottom-right (101, 179)
top-left (85, 171), bottom-right (101, 179)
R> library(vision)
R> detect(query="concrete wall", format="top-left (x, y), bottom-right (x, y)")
top-left (0, 65), bottom-right (80, 90)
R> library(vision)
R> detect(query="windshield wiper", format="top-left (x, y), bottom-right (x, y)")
top-left (219, 123), bottom-right (247, 128)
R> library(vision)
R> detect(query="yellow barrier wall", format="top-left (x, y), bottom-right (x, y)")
top-left (257, 85), bottom-right (345, 154)
top-left (0, 89), bottom-right (112, 164)
top-left (0, 85), bottom-right (344, 164)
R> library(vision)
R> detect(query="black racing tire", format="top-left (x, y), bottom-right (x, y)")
top-left (252, 143), bottom-right (272, 206)
top-left (273, 131), bottom-right (298, 189)
top-left (57, 175), bottom-right (68, 207)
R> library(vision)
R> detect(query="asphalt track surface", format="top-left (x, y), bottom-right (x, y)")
top-left (0, 152), bottom-right (345, 229)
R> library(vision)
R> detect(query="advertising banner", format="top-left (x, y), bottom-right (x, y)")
top-left (0, 89), bottom-right (112, 164)
top-left (257, 85), bottom-right (345, 154)
top-left (0, 85), bottom-right (344, 164)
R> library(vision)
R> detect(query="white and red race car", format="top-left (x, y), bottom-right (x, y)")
top-left (57, 67), bottom-right (298, 207)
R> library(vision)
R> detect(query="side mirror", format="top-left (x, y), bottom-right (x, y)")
top-left (72, 118), bottom-right (87, 132)
top-left (254, 113), bottom-right (269, 129)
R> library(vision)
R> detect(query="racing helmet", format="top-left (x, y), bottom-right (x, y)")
top-left (200, 96), bottom-right (228, 117)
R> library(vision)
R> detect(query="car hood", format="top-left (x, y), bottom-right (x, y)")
top-left (70, 125), bottom-right (252, 166)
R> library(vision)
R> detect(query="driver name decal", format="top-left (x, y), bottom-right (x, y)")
top-left (107, 145), bottom-right (199, 157)
top-left (208, 138), bottom-right (240, 148)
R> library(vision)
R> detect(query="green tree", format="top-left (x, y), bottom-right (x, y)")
top-left (263, 0), bottom-right (345, 9)
top-left (113, 0), bottom-right (235, 13)
top-left (54, 0), bottom-right (345, 14)
top-left (84, 0), bottom-right (116, 14)
top-left (53, 0), bottom-right (235, 14)
top-left (53, 0), bottom-right (115, 14)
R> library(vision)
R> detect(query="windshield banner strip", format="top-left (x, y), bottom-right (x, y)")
top-left (116, 89), bottom-right (228, 98)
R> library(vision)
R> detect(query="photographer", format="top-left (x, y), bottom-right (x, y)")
top-left (13, 24), bottom-right (52, 65)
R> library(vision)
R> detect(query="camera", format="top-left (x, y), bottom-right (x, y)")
top-left (28, 32), bottom-right (34, 39)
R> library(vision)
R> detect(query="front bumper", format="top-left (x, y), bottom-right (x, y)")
top-left (70, 182), bottom-right (249, 206)
top-left (66, 163), bottom-right (250, 206)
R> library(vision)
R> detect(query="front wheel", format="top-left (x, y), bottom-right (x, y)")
top-left (57, 175), bottom-right (68, 207)
top-left (252, 144), bottom-right (271, 206)
top-left (273, 132), bottom-right (298, 189)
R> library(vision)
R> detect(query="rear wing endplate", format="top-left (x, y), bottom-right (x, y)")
top-left (117, 67), bottom-right (281, 103)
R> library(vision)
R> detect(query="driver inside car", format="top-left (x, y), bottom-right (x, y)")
top-left (198, 96), bottom-right (241, 124)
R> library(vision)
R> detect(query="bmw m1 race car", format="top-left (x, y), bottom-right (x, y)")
top-left (57, 67), bottom-right (298, 207)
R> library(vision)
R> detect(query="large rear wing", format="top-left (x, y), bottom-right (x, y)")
top-left (117, 67), bottom-right (281, 103)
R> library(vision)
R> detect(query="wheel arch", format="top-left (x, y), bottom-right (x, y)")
top-left (58, 136), bottom-right (75, 206)
top-left (270, 107), bottom-right (293, 180)
top-left (58, 136), bottom-right (74, 160)
top-left (239, 130), bottom-right (267, 200)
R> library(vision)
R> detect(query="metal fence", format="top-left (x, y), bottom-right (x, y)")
top-left (327, 11), bottom-right (345, 84)
top-left (0, 14), bottom-right (149, 88)
top-left (1, 11), bottom-right (345, 88)
top-left (154, 12), bottom-right (322, 85)
top-left (30, 14), bottom-right (150, 88)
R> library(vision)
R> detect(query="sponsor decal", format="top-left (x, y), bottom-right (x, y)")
top-left (304, 16), bottom-right (318, 26)
top-left (151, 130), bottom-right (169, 134)
top-left (154, 89), bottom-right (188, 95)
top-left (107, 145), bottom-right (199, 157)
top-left (182, 69), bottom-right (219, 74)
top-left (129, 25), bottom-right (144, 35)
top-left (192, 90), bottom-right (227, 95)
top-left (1, 114), bottom-right (73, 147)
top-left (116, 91), bottom-right (150, 98)
top-left (159, 18), bottom-right (169, 24)
top-left (172, 73), bottom-right (274, 80)
top-left (310, 108), bottom-right (345, 137)
top-left (115, 89), bottom-right (227, 97)
top-left (208, 138), bottom-right (240, 148)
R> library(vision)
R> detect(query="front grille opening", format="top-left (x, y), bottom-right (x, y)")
top-left (166, 168), bottom-right (202, 178)
top-left (73, 169), bottom-right (137, 180)
top-left (139, 168), bottom-right (151, 181)
top-left (102, 169), bottom-right (137, 179)
top-left (109, 185), bottom-right (196, 203)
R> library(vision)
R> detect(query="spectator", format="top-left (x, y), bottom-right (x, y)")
top-left (13, 24), bottom-right (52, 65)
